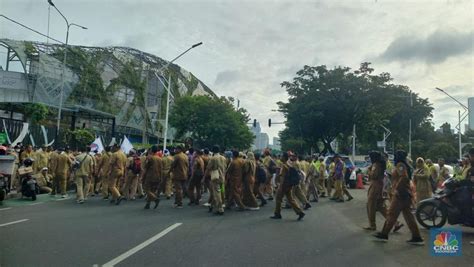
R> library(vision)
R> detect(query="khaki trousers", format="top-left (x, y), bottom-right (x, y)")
top-left (367, 181), bottom-right (387, 228)
top-left (52, 174), bottom-right (67, 195)
top-left (274, 183), bottom-right (303, 215)
top-left (292, 183), bottom-right (308, 205)
top-left (317, 177), bottom-right (327, 196)
top-left (107, 174), bottom-right (122, 200)
top-left (145, 181), bottom-right (160, 202)
top-left (242, 177), bottom-right (259, 208)
top-left (333, 179), bottom-right (344, 200)
top-left (187, 175), bottom-right (203, 204)
top-left (381, 195), bottom-right (421, 238)
top-left (101, 175), bottom-right (109, 198)
top-left (327, 177), bottom-right (335, 196)
top-left (227, 176), bottom-right (245, 209)
top-left (173, 180), bottom-right (186, 206)
top-left (211, 179), bottom-right (224, 213)
top-left (160, 173), bottom-right (172, 198)
top-left (76, 175), bottom-right (91, 201)
top-left (123, 173), bottom-right (139, 200)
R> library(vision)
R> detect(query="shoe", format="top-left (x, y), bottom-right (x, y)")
top-left (320, 194), bottom-right (326, 198)
top-left (260, 199), bottom-right (267, 206)
top-left (297, 212), bottom-right (306, 221)
top-left (248, 207), bottom-right (260, 211)
top-left (270, 214), bottom-right (282, 219)
top-left (77, 199), bottom-right (84, 204)
top-left (363, 226), bottom-right (376, 231)
top-left (144, 202), bottom-right (150, 209)
top-left (406, 237), bottom-right (424, 246)
top-left (347, 196), bottom-right (354, 201)
top-left (110, 199), bottom-right (115, 204)
top-left (173, 204), bottom-right (183, 209)
top-left (116, 196), bottom-right (125, 205)
top-left (373, 232), bottom-right (388, 242)
top-left (166, 196), bottom-right (171, 200)
top-left (267, 197), bottom-right (274, 201)
top-left (103, 197), bottom-right (109, 201)
top-left (214, 211), bottom-right (224, 216)
top-left (393, 223), bottom-right (404, 233)
top-left (208, 206), bottom-right (213, 213)
top-left (203, 202), bottom-right (211, 207)
top-left (153, 199), bottom-right (160, 209)
top-left (336, 199), bottom-right (344, 203)
top-left (61, 194), bottom-right (68, 198)
top-left (304, 203), bottom-right (312, 210)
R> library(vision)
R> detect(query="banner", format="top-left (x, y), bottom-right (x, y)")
top-left (121, 135), bottom-right (134, 154)
top-left (0, 132), bottom-right (7, 144)
top-left (90, 137), bottom-right (105, 153)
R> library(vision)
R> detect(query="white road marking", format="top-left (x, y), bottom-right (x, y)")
top-left (28, 202), bottom-right (44, 206)
top-left (0, 207), bottom-right (12, 211)
top-left (102, 223), bottom-right (182, 267)
top-left (0, 219), bottom-right (29, 227)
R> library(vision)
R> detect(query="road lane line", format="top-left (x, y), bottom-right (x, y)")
top-left (0, 207), bottom-right (12, 211)
top-left (0, 219), bottom-right (29, 227)
top-left (29, 202), bottom-right (44, 206)
top-left (102, 223), bottom-right (182, 267)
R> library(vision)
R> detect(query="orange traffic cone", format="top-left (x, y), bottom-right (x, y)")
top-left (356, 173), bottom-right (364, 189)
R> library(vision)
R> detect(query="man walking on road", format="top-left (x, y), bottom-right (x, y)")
top-left (143, 145), bottom-right (163, 209)
top-left (374, 150), bottom-right (424, 245)
top-left (107, 145), bottom-right (127, 205)
top-left (207, 145), bottom-right (226, 215)
top-left (226, 150), bottom-right (246, 211)
top-left (271, 152), bottom-right (305, 220)
top-left (75, 146), bottom-right (94, 204)
top-left (330, 154), bottom-right (345, 202)
top-left (170, 146), bottom-right (189, 208)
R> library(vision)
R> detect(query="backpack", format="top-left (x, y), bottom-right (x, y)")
top-left (268, 159), bottom-right (277, 174)
top-left (256, 164), bottom-right (267, 184)
top-left (287, 166), bottom-right (303, 186)
top-left (130, 157), bottom-right (141, 174)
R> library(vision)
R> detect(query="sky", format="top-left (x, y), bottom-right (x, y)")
top-left (1, 0), bottom-right (473, 143)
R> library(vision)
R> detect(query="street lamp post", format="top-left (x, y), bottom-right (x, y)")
top-left (48, 0), bottom-right (87, 145)
top-left (435, 87), bottom-right (469, 160)
top-left (151, 42), bottom-right (203, 151)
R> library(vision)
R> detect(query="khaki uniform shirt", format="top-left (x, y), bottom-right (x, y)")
top-left (171, 152), bottom-right (189, 181)
top-left (143, 155), bottom-right (163, 183)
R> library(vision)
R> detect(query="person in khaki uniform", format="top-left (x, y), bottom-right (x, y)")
top-left (92, 152), bottom-right (102, 194)
top-left (107, 145), bottom-right (127, 205)
top-left (20, 145), bottom-right (34, 163)
top-left (225, 150), bottom-right (246, 211)
top-left (374, 150), bottom-right (424, 245)
top-left (201, 149), bottom-right (212, 206)
top-left (170, 146), bottom-right (189, 208)
top-left (364, 151), bottom-right (388, 231)
top-left (207, 145), bottom-right (227, 215)
top-left (188, 150), bottom-right (205, 205)
top-left (143, 146), bottom-right (163, 209)
top-left (160, 149), bottom-right (173, 199)
top-left (34, 167), bottom-right (53, 194)
top-left (327, 161), bottom-right (336, 197)
top-left (330, 155), bottom-right (344, 202)
top-left (99, 147), bottom-right (112, 199)
top-left (53, 148), bottom-right (73, 197)
top-left (292, 157), bottom-right (311, 210)
top-left (74, 147), bottom-right (94, 204)
top-left (35, 146), bottom-right (50, 173)
top-left (413, 157), bottom-right (432, 203)
top-left (262, 150), bottom-right (276, 200)
top-left (242, 152), bottom-right (259, 210)
top-left (437, 158), bottom-right (450, 188)
top-left (48, 148), bottom-right (58, 194)
top-left (123, 151), bottom-right (140, 200)
top-left (270, 152), bottom-right (305, 220)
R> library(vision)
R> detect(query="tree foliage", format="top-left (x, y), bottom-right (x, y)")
top-left (278, 63), bottom-right (433, 154)
top-left (169, 96), bottom-right (254, 150)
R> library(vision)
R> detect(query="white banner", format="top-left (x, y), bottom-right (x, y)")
top-left (120, 135), bottom-right (134, 154)
top-left (90, 137), bottom-right (105, 153)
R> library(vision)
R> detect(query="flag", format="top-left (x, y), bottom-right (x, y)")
top-left (90, 137), bottom-right (105, 153)
top-left (121, 135), bottom-right (134, 154)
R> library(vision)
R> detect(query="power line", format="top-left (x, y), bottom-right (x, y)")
top-left (0, 14), bottom-right (65, 44)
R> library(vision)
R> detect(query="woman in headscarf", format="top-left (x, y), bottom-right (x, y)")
top-left (413, 157), bottom-right (432, 203)
top-left (242, 152), bottom-right (260, 210)
top-left (374, 150), bottom-right (424, 245)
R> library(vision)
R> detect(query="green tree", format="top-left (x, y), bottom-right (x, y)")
top-left (278, 63), bottom-right (433, 154)
top-left (169, 96), bottom-right (254, 150)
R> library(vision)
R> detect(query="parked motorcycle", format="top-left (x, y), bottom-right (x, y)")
top-left (416, 177), bottom-right (473, 228)
top-left (19, 158), bottom-right (39, 201)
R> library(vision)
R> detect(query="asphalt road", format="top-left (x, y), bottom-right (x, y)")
top-left (1, 188), bottom-right (472, 267)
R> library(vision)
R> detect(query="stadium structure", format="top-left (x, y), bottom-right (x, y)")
top-left (0, 38), bottom-right (216, 146)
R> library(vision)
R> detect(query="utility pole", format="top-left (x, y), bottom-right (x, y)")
top-left (408, 92), bottom-right (413, 159)
top-left (352, 124), bottom-right (356, 162)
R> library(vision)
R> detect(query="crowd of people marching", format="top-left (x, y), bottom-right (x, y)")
top-left (1, 142), bottom-right (473, 246)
